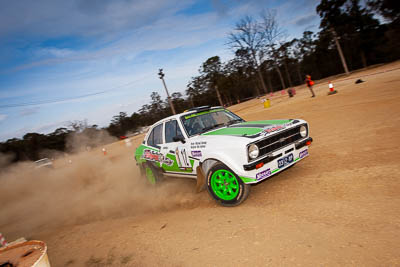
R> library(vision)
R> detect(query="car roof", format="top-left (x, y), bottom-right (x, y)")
top-left (35, 158), bottom-right (50, 163)
top-left (143, 106), bottom-right (227, 141)
top-left (157, 106), bottom-right (224, 123)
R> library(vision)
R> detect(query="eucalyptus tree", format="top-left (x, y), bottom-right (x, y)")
top-left (259, 9), bottom-right (286, 90)
top-left (367, 0), bottom-right (399, 25)
top-left (317, 0), bottom-right (380, 70)
top-left (228, 16), bottom-right (267, 95)
top-left (200, 56), bottom-right (224, 106)
top-left (186, 75), bottom-right (209, 107)
top-left (277, 41), bottom-right (295, 87)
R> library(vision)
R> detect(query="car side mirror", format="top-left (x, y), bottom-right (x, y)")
top-left (173, 135), bottom-right (186, 143)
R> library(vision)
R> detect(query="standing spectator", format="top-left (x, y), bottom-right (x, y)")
top-left (305, 75), bottom-right (316, 97)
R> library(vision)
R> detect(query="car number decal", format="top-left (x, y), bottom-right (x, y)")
top-left (175, 147), bottom-right (191, 169)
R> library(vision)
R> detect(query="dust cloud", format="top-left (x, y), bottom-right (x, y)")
top-left (64, 129), bottom-right (116, 153)
top-left (0, 153), bottom-right (13, 172)
top-left (0, 134), bottom-right (202, 240)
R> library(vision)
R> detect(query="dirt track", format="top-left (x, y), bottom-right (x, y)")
top-left (1, 62), bottom-right (400, 266)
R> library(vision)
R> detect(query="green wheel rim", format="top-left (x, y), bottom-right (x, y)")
top-left (210, 169), bottom-right (239, 200)
top-left (145, 167), bottom-right (156, 185)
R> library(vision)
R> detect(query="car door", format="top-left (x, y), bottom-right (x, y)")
top-left (163, 119), bottom-right (194, 175)
top-left (144, 123), bottom-right (167, 169)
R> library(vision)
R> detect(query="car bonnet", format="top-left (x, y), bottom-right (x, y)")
top-left (201, 119), bottom-right (297, 138)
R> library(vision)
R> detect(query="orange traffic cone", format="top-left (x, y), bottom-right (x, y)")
top-left (0, 232), bottom-right (7, 247)
top-left (328, 81), bottom-right (338, 95)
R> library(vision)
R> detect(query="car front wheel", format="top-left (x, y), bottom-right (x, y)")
top-left (206, 163), bottom-right (250, 207)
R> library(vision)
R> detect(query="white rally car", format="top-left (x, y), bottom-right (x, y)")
top-left (135, 106), bottom-right (312, 206)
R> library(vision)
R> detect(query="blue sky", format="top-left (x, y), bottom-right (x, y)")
top-left (0, 0), bottom-right (320, 141)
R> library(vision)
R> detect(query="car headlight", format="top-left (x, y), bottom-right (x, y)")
top-left (300, 125), bottom-right (307, 137)
top-left (248, 144), bottom-right (259, 159)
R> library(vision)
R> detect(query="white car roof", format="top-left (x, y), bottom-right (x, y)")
top-left (157, 106), bottom-right (224, 123)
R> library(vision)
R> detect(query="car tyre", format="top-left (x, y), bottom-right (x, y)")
top-left (206, 163), bottom-right (250, 207)
top-left (140, 163), bottom-right (163, 185)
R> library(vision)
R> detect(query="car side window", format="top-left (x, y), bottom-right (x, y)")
top-left (147, 129), bottom-right (154, 146)
top-left (147, 124), bottom-right (163, 147)
top-left (153, 124), bottom-right (163, 145)
top-left (165, 120), bottom-right (183, 143)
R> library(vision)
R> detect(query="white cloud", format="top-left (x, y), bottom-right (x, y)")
top-left (0, 0), bottom-right (195, 38)
top-left (0, 0), bottom-right (322, 141)
top-left (35, 47), bottom-right (75, 58)
top-left (19, 107), bottom-right (41, 117)
top-left (34, 120), bottom-right (70, 133)
top-left (8, 10), bottom-right (229, 72)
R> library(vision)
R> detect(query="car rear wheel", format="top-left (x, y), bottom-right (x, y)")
top-left (206, 163), bottom-right (250, 207)
top-left (140, 163), bottom-right (163, 185)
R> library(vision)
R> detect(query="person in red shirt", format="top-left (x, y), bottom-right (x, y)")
top-left (305, 75), bottom-right (316, 97)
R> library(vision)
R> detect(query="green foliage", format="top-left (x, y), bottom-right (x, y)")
top-left (368, 0), bottom-right (399, 25)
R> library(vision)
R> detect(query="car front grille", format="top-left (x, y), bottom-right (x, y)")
top-left (251, 125), bottom-right (306, 160)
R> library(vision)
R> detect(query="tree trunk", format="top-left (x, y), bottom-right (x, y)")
top-left (228, 95), bottom-right (232, 106)
top-left (252, 75), bottom-right (260, 96)
top-left (252, 51), bottom-right (268, 94)
top-left (360, 50), bottom-right (367, 68)
top-left (266, 71), bottom-right (273, 93)
top-left (255, 82), bottom-right (261, 96)
top-left (296, 63), bottom-right (302, 84)
top-left (275, 66), bottom-right (286, 90)
top-left (223, 94), bottom-right (229, 107)
top-left (256, 68), bottom-right (267, 94)
top-left (189, 95), bottom-right (194, 108)
top-left (283, 60), bottom-right (293, 87)
top-left (215, 85), bottom-right (223, 107)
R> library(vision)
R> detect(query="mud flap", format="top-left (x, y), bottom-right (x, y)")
top-left (196, 166), bottom-right (206, 193)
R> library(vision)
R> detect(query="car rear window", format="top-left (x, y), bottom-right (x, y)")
top-left (148, 124), bottom-right (163, 147)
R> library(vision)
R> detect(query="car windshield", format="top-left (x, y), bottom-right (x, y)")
top-left (181, 109), bottom-right (244, 136)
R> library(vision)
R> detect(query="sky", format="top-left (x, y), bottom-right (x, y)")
top-left (0, 0), bottom-right (321, 141)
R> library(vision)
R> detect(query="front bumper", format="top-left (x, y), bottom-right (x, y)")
top-left (240, 137), bottom-right (312, 184)
top-left (243, 137), bottom-right (312, 171)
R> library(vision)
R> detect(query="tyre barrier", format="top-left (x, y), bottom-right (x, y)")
top-left (0, 240), bottom-right (51, 267)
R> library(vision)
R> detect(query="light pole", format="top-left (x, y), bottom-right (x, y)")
top-left (331, 28), bottom-right (349, 75)
top-left (158, 69), bottom-right (176, 115)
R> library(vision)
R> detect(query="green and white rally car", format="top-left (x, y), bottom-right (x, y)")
top-left (135, 106), bottom-right (312, 206)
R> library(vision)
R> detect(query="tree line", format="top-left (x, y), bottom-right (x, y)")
top-left (1, 0), bottom-right (398, 164)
